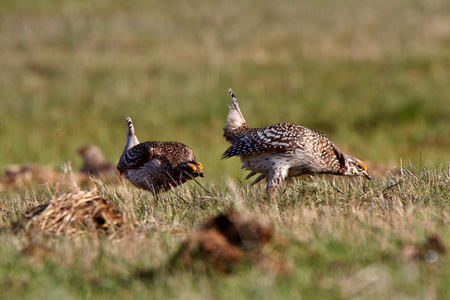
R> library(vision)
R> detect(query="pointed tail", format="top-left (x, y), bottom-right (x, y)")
top-left (225, 88), bottom-right (247, 130)
top-left (223, 88), bottom-right (250, 145)
top-left (123, 117), bottom-right (140, 153)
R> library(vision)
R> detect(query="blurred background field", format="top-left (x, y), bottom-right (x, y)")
top-left (0, 0), bottom-right (449, 184)
top-left (1, 1), bottom-right (450, 299)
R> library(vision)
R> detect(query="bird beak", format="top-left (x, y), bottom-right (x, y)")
top-left (364, 171), bottom-right (371, 180)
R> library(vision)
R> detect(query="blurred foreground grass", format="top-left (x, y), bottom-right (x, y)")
top-left (0, 0), bottom-right (449, 184)
top-left (1, 163), bottom-right (450, 299)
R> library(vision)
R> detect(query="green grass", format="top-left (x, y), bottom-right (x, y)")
top-left (0, 0), bottom-right (450, 298)
top-left (0, 0), bottom-right (449, 184)
top-left (1, 164), bottom-right (450, 299)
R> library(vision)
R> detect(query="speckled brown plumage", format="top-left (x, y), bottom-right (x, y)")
top-left (222, 88), bottom-right (370, 201)
top-left (79, 144), bottom-right (116, 175)
top-left (117, 117), bottom-right (204, 194)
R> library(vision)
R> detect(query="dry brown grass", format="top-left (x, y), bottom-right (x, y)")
top-left (14, 189), bottom-right (125, 237)
top-left (0, 164), bottom-right (449, 299)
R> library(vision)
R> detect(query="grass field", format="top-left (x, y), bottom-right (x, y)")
top-left (1, 164), bottom-right (450, 299)
top-left (0, 0), bottom-right (450, 299)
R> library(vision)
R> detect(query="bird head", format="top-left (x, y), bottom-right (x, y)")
top-left (344, 156), bottom-right (371, 180)
top-left (180, 161), bottom-right (204, 179)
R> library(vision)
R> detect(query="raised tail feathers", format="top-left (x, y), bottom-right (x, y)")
top-left (123, 117), bottom-right (140, 154)
top-left (225, 88), bottom-right (247, 131)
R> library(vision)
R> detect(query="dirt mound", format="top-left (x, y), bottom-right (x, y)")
top-left (171, 211), bottom-right (288, 274)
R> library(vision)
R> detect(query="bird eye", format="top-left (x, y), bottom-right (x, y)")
top-left (356, 162), bottom-right (365, 170)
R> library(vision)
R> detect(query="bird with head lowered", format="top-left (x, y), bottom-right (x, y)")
top-left (117, 117), bottom-right (204, 194)
top-left (222, 89), bottom-right (370, 201)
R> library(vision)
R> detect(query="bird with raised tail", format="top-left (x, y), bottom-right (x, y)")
top-left (117, 117), bottom-right (204, 194)
top-left (222, 89), bottom-right (371, 201)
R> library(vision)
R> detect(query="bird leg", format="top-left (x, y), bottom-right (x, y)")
top-left (267, 185), bottom-right (278, 202)
top-left (280, 178), bottom-right (291, 197)
top-left (266, 168), bottom-right (289, 202)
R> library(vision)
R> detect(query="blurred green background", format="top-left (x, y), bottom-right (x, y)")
top-left (0, 0), bottom-right (449, 184)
